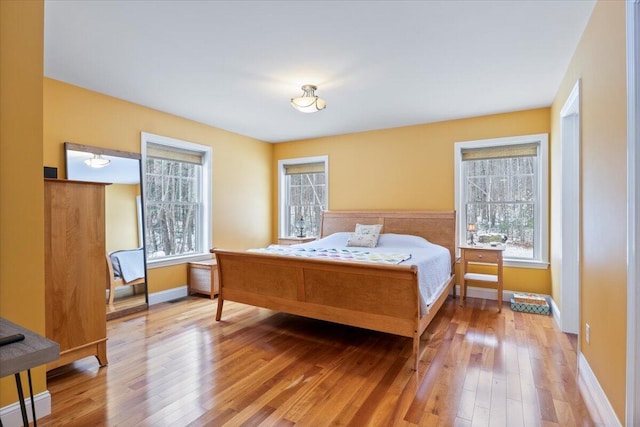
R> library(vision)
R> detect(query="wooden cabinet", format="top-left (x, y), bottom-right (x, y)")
top-left (188, 259), bottom-right (219, 298)
top-left (277, 237), bottom-right (316, 245)
top-left (459, 245), bottom-right (505, 312)
top-left (44, 179), bottom-right (108, 370)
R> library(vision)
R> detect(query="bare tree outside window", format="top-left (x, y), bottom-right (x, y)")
top-left (464, 156), bottom-right (536, 259)
top-left (284, 171), bottom-right (326, 237)
top-left (145, 158), bottom-right (200, 258)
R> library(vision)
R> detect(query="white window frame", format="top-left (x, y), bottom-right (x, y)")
top-left (141, 132), bottom-right (212, 267)
top-left (454, 133), bottom-right (549, 269)
top-left (278, 155), bottom-right (329, 238)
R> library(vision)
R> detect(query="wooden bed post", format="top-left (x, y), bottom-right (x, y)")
top-left (212, 250), bottom-right (224, 321)
top-left (215, 297), bottom-right (224, 321)
top-left (413, 330), bottom-right (420, 372)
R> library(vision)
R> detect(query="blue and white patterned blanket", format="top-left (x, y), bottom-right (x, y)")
top-left (248, 246), bottom-right (412, 265)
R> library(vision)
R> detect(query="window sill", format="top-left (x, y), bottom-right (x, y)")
top-left (504, 259), bottom-right (549, 269)
top-left (147, 253), bottom-right (212, 268)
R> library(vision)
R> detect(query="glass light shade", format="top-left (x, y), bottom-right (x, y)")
top-left (467, 223), bottom-right (476, 232)
top-left (290, 97), bottom-right (326, 113)
top-left (290, 85), bottom-right (326, 113)
top-left (84, 154), bottom-right (111, 168)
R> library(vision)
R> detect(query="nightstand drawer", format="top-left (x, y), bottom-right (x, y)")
top-left (463, 249), bottom-right (500, 263)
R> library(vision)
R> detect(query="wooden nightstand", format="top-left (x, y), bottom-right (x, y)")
top-left (277, 237), bottom-right (316, 245)
top-left (459, 245), bottom-right (505, 312)
top-left (188, 259), bottom-right (219, 299)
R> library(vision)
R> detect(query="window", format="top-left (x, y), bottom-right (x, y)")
top-left (141, 132), bottom-right (212, 265)
top-left (454, 134), bottom-right (548, 268)
top-left (278, 156), bottom-right (328, 238)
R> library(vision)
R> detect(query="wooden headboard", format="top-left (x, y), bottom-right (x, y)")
top-left (319, 210), bottom-right (457, 262)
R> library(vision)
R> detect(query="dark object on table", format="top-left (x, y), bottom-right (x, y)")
top-left (0, 333), bottom-right (25, 347)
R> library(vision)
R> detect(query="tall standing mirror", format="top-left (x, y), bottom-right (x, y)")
top-left (65, 142), bottom-right (148, 320)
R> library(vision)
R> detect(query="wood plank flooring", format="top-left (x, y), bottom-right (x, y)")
top-left (40, 296), bottom-right (598, 426)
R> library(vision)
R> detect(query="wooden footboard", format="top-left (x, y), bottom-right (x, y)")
top-left (215, 249), bottom-right (419, 330)
top-left (213, 210), bottom-right (456, 371)
top-left (213, 250), bottom-right (453, 370)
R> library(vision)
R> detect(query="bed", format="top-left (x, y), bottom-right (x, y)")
top-left (212, 210), bottom-right (456, 371)
top-left (106, 248), bottom-right (146, 306)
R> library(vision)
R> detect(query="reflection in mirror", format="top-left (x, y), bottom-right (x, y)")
top-left (65, 142), bottom-right (148, 320)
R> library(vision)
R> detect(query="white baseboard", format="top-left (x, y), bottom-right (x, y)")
top-left (452, 284), bottom-right (517, 302)
top-left (0, 390), bottom-right (51, 427)
top-left (148, 285), bottom-right (188, 306)
top-left (548, 297), bottom-right (561, 329)
top-left (578, 352), bottom-right (621, 426)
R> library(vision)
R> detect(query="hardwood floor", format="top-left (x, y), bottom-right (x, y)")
top-left (40, 295), bottom-right (598, 426)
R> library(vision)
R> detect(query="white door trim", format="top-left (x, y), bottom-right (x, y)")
top-left (626, 1), bottom-right (640, 425)
top-left (559, 80), bottom-right (581, 334)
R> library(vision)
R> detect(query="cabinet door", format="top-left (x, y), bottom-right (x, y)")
top-left (45, 181), bottom-right (107, 352)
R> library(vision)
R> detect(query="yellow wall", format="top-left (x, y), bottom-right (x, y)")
top-left (550, 1), bottom-right (627, 422)
top-left (2, 0), bottom-right (627, 419)
top-left (0, 0), bottom-right (47, 408)
top-left (44, 78), bottom-right (273, 293)
top-left (106, 184), bottom-right (141, 252)
top-left (273, 108), bottom-right (551, 293)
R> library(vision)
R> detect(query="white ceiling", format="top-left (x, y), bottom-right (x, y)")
top-left (44, 0), bottom-right (596, 143)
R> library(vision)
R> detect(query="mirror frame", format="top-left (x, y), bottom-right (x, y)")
top-left (64, 142), bottom-right (149, 319)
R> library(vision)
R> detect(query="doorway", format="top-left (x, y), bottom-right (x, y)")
top-left (560, 80), bottom-right (581, 334)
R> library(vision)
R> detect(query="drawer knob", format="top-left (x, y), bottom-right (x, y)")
top-left (478, 254), bottom-right (483, 258)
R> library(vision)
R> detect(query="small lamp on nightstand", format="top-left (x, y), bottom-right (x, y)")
top-left (295, 216), bottom-right (306, 238)
top-left (467, 223), bottom-right (477, 245)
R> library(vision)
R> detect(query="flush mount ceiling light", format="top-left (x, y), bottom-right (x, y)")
top-left (290, 84), bottom-right (326, 113)
top-left (84, 153), bottom-right (111, 168)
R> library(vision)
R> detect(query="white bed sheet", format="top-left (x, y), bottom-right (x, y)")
top-left (288, 232), bottom-right (452, 315)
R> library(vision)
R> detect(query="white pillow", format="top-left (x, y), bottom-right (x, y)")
top-left (346, 223), bottom-right (383, 248)
top-left (377, 233), bottom-right (431, 248)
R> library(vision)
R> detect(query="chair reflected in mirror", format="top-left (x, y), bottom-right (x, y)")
top-left (106, 248), bottom-right (146, 306)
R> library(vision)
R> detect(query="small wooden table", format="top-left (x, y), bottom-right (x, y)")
top-left (188, 259), bottom-right (219, 299)
top-left (277, 237), bottom-right (316, 246)
top-left (0, 318), bottom-right (59, 426)
top-left (459, 245), bottom-right (505, 312)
